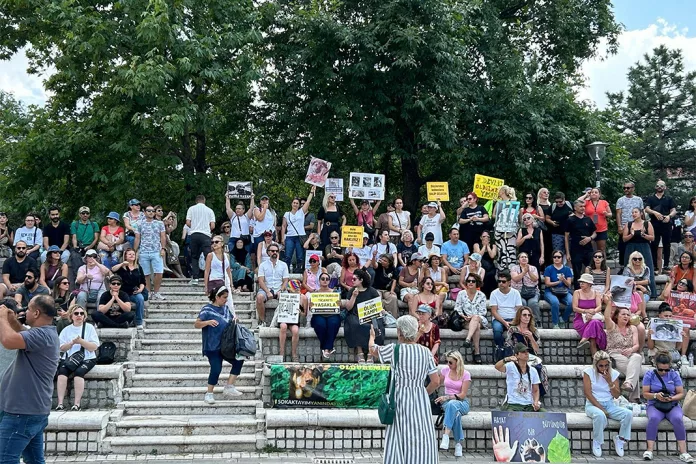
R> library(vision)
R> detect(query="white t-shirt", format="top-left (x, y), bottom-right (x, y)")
top-left (490, 288), bottom-right (522, 320)
top-left (14, 227), bottom-right (43, 247)
top-left (229, 214), bottom-right (250, 238)
top-left (258, 259), bottom-right (289, 292)
top-left (418, 244), bottom-right (441, 259)
top-left (352, 246), bottom-right (372, 267)
top-left (186, 203), bottom-right (216, 237)
top-left (685, 211), bottom-right (696, 235)
top-left (388, 211), bottom-right (411, 237)
top-left (583, 366), bottom-right (620, 403)
top-left (419, 214), bottom-right (443, 245)
top-left (505, 362), bottom-right (540, 406)
top-left (371, 242), bottom-right (397, 257)
top-left (59, 323), bottom-right (100, 361)
top-left (252, 208), bottom-right (276, 238)
top-left (283, 210), bottom-right (306, 237)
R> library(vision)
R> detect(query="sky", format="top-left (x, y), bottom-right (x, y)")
top-left (1, 1), bottom-right (696, 108)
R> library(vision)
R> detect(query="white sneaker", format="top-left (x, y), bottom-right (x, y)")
top-left (204, 392), bottom-right (215, 404)
top-left (592, 440), bottom-right (602, 457)
top-left (643, 450), bottom-right (653, 460)
top-left (454, 443), bottom-right (462, 457)
top-left (152, 292), bottom-right (165, 300)
top-left (439, 434), bottom-right (450, 450)
top-left (188, 279), bottom-right (199, 286)
top-left (682, 355), bottom-right (689, 366)
top-left (136, 325), bottom-right (144, 330)
top-left (223, 385), bottom-right (243, 398)
top-left (680, 453), bottom-right (694, 463)
top-left (613, 435), bottom-right (624, 457)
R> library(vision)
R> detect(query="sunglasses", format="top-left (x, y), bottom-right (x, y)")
top-left (657, 368), bottom-right (671, 373)
top-left (268, 249), bottom-right (279, 253)
top-left (593, 255), bottom-right (603, 259)
top-left (24, 276), bottom-right (34, 280)
top-left (110, 281), bottom-right (122, 286)
top-left (145, 209), bottom-right (155, 212)
top-left (331, 236), bottom-right (339, 239)
top-left (466, 279), bottom-right (477, 284)
top-left (623, 186), bottom-right (632, 190)
top-left (525, 196), bottom-right (533, 200)
top-left (447, 360), bottom-right (455, 366)
top-left (61, 281), bottom-right (70, 285)
top-left (679, 280), bottom-right (688, 285)
top-left (686, 235), bottom-right (694, 238)
top-left (212, 240), bottom-right (222, 244)
top-left (521, 313), bottom-right (531, 317)
top-left (497, 280), bottom-right (508, 284)
top-left (73, 312), bottom-right (85, 316)
top-left (15, 247), bottom-right (26, 250)
top-left (79, 212), bottom-right (90, 215)
top-left (553, 256), bottom-right (562, 259)
top-left (319, 277), bottom-right (330, 281)
top-left (632, 257), bottom-right (643, 261)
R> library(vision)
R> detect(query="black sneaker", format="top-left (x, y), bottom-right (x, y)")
top-left (55, 404), bottom-right (65, 411)
top-left (462, 339), bottom-right (472, 350)
top-left (71, 404), bottom-right (81, 411)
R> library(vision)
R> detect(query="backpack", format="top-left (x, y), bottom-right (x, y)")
top-left (220, 320), bottom-right (238, 363)
top-left (96, 341), bottom-right (117, 364)
top-left (551, 201), bottom-right (572, 213)
top-left (234, 323), bottom-right (257, 358)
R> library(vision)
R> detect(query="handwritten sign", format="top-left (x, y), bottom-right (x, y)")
top-left (473, 174), bottom-right (504, 200)
top-left (357, 297), bottom-right (383, 324)
top-left (427, 182), bottom-right (450, 201)
top-left (341, 225), bottom-right (364, 248)
top-left (277, 293), bottom-right (301, 324)
top-left (309, 293), bottom-right (341, 314)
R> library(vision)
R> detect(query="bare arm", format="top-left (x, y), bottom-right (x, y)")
top-left (0, 311), bottom-right (26, 349)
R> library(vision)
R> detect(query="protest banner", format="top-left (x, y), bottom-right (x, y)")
top-left (309, 293), bottom-right (341, 315)
top-left (491, 411), bottom-right (570, 462)
top-left (341, 225), bottom-right (364, 248)
top-left (226, 181), bottom-right (253, 200)
top-left (277, 293), bottom-right (301, 324)
top-left (609, 275), bottom-right (633, 309)
top-left (473, 174), bottom-right (504, 200)
top-left (650, 318), bottom-right (684, 342)
top-left (427, 182), bottom-right (450, 201)
top-left (349, 172), bottom-right (384, 200)
top-left (494, 201), bottom-right (520, 234)
top-left (357, 297), bottom-right (383, 324)
top-left (305, 157), bottom-right (332, 187)
top-left (305, 249), bottom-right (323, 269)
top-left (668, 291), bottom-right (696, 319)
top-left (326, 178), bottom-right (344, 201)
top-left (270, 363), bottom-right (389, 408)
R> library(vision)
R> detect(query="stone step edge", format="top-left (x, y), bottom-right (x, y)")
top-left (104, 433), bottom-right (260, 445)
top-left (113, 415), bottom-right (258, 428)
top-left (123, 386), bottom-right (256, 393)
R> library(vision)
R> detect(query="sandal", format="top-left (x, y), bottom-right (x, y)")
top-left (55, 404), bottom-right (65, 411)
top-left (366, 356), bottom-right (375, 364)
top-left (357, 354), bottom-right (366, 364)
top-left (621, 382), bottom-right (633, 393)
top-left (291, 355), bottom-right (300, 363)
top-left (71, 404), bottom-right (81, 411)
top-left (576, 339), bottom-right (590, 350)
top-left (462, 339), bottom-right (472, 350)
top-left (322, 350), bottom-right (330, 359)
top-left (473, 354), bottom-right (482, 364)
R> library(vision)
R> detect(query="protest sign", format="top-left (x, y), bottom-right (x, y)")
top-left (650, 318), bottom-right (684, 342)
top-left (305, 157), bottom-right (332, 187)
top-left (326, 178), bottom-right (344, 201)
top-left (341, 225), bottom-right (364, 248)
top-left (227, 181), bottom-right (253, 200)
top-left (277, 293), bottom-right (301, 324)
top-left (357, 297), bottom-right (383, 324)
top-left (494, 201), bottom-right (520, 234)
top-left (473, 174), bottom-right (504, 200)
top-left (309, 293), bottom-right (341, 315)
top-left (668, 291), bottom-right (696, 319)
top-left (270, 363), bottom-right (389, 408)
top-left (491, 411), bottom-right (570, 462)
top-left (609, 275), bottom-right (634, 309)
top-left (305, 250), bottom-right (323, 269)
top-left (349, 172), bottom-right (384, 200)
top-left (427, 182), bottom-right (450, 202)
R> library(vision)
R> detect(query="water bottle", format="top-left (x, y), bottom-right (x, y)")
top-left (688, 353), bottom-right (693, 367)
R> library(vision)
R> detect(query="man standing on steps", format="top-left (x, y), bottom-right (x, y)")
top-left (134, 205), bottom-right (167, 300)
top-left (616, 181), bottom-right (643, 272)
top-left (186, 195), bottom-right (216, 286)
top-left (255, 244), bottom-right (289, 327)
top-left (565, 200), bottom-right (596, 288)
top-left (0, 294), bottom-right (60, 464)
top-left (645, 179), bottom-right (677, 274)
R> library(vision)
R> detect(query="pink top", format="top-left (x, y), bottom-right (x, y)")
top-left (440, 366), bottom-right (471, 395)
top-left (357, 210), bottom-right (374, 227)
top-left (343, 267), bottom-right (356, 289)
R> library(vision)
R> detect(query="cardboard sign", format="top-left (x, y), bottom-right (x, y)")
top-left (650, 318), bottom-right (684, 342)
top-left (305, 157), bottom-right (332, 187)
top-left (305, 250), bottom-right (323, 268)
top-left (357, 297), bottom-right (383, 324)
top-left (609, 275), bottom-right (634, 309)
top-left (427, 182), bottom-right (450, 201)
top-left (326, 178), bottom-right (344, 202)
top-left (341, 225), bottom-right (364, 248)
top-left (495, 201), bottom-right (520, 234)
top-left (277, 293), bottom-right (301, 324)
top-left (227, 181), bottom-right (253, 200)
top-left (349, 172), bottom-right (384, 200)
top-left (473, 174), bottom-right (504, 200)
top-left (491, 411), bottom-right (570, 462)
top-left (309, 293), bottom-right (341, 314)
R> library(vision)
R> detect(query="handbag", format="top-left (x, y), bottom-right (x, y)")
top-left (378, 344), bottom-right (400, 425)
top-left (653, 369), bottom-right (678, 413)
top-left (683, 390), bottom-right (696, 419)
top-left (520, 285), bottom-right (537, 300)
top-left (550, 285), bottom-right (568, 297)
top-left (447, 311), bottom-right (465, 332)
top-left (62, 323), bottom-right (87, 373)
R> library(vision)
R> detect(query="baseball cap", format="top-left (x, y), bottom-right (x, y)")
top-left (78, 206), bottom-right (90, 214)
top-left (409, 252), bottom-right (425, 263)
top-left (109, 275), bottom-right (123, 284)
top-left (309, 256), bottom-right (319, 263)
top-left (424, 232), bottom-right (435, 241)
top-left (427, 202), bottom-right (438, 208)
top-left (260, 195), bottom-right (270, 200)
top-left (84, 249), bottom-right (98, 257)
top-left (514, 343), bottom-right (529, 354)
top-left (470, 253), bottom-right (481, 262)
top-left (128, 199), bottom-right (140, 206)
top-left (363, 232), bottom-right (369, 239)
top-left (47, 245), bottom-right (61, 252)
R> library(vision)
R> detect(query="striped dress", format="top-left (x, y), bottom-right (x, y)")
top-left (378, 343), bottom-right (438, 464)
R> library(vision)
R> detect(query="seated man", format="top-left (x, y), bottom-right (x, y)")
top-left (256, 244), bottom-right (289, 326)
top-left (647, 302), bottom-right (691, 367)
top-left (91, 275), bottom-right (135, 328)
top-left (14, 268), bottom-right (50, 310)
top-left (494, 343), bottom-right (543, 412)
top-left (0, 241), bottom-right (38, 299)
top-left (490, 270), bottom-right (522, 360)
top-left (440, 227), bottom-right (470, 276)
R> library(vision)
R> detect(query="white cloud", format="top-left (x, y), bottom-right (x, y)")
top-left (0, 49), bottom-right (50, 107)
top-left (579, 18), bottom-right (696, 108)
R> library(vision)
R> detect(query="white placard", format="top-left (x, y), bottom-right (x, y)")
top-left (609, 275), bottom-right (634, 309)
top-left (349, 172), bottom-right (384, 200)
top-left (276, 293), bottom-right (301, 324)
top-left (326, 178), bottom-right (344, 202)
top-left (227, 181), bottom-right (253, 199)
top-left (650, 318), bottom-right (684, 342)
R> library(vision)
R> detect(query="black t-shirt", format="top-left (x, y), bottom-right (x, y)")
top-left (645, 194), bottom-right (677, 224)
top-left (373, 264), bottom-right (396, 291)
top-left (116, 265), bottom-right (147, 295)
top-left (459, 206), bottom-right (488, 241)
top-left (98, 290), bottom-right (132, 315)
top-left (396, 243), bottom-right (418, 264)
top-left (548, 203), bottom-right (573, 235)
top-left (566, 215), bottom-right (596, 250)
top-left (2, 256), bottom-right (38, 283)
top-left (42, 222), bottom-right (70, 248)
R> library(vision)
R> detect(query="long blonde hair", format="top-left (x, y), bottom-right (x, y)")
top-left (628, 250), bottom-right (646, 272)
top-left (498, 185), bottom-right (517, 201)
top-left (445, 351), bottom-right (465, 379)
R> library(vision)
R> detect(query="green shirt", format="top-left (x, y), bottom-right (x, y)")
top-left (70, 220), bottom-right (99, 247)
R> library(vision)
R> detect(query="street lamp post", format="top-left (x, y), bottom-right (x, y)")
top-left (585, 141), bottom-right (608, 188)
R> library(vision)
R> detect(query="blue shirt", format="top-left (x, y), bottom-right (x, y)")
top-left (643, 369), bottom-right (682, 406)
top-left (198, 303), bottom-right (232, 354)
top-left (441, 240), bottom-right (470, 269)
top-left (544, 265), bottom-right (573, 290)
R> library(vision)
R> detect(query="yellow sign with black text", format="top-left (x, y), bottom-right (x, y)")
top-left (341, 226), bottom-right (364, 248)
top-left (473, 174), bottom-right (505, 200)
top-left (427, 182), bottom-right (450, 201)
top-left (357, 297), bottom-right (383, 324)
top-left (309, 293), bottom-right (341, 315)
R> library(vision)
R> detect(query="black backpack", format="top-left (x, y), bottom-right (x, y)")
top-left (220, 320), bottom-right (238, 363)
top-left (96, 341), bottom-right (117, 364)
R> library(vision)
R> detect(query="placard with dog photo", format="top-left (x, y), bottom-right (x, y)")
top-left (650, 318), bottom-right (684, 342)
top-left (226, 181), bottom-right (253, 199)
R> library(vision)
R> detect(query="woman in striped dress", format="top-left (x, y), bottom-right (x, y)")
top-left (369, 315), bottom-right (440, 464)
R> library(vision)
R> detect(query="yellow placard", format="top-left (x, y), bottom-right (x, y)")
top-left (309, 292), bottom-right (341, 314)
top-left (427, 182), bottom-right (450, 201)
top-left (473, 174), bottom-right (505, 200)
top-left (357, 297), bottom-right (383, 324)
top-left (341, 225), bottom-right (364, 248)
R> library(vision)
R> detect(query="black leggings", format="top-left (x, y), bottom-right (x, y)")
top-left (57, 358), bottom-right (97, 378)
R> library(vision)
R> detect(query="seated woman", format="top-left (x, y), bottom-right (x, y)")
top-left (647, 303), bottom-right (691, 367)
top-left (661, 278), bottom-right (696, 320)
top-left (309, 272), bottom-right (341, 359)
top-left (229, 238), bottom-right (253, 292)
top-left (604, 301), bottom-right (642, 403)
top-left (303, 255), bottom-right (327, 292)
top-left (339, 252), bottom-right (361, 299)
top-left (435, 351), bottom-right (471, 457)
top-left (573, 273), bottom-right (606, 355)
top-left (672, 231), bottom-right (695, 266)
top-left (641, 351), bottom-right (694, 462)
top-left (75, 249), bottom-right (111, 308)
top-left (415, 304), bottom-right (440, 364)
top-left (371, 254), bottom-right (398, 317)
top-left (583, 350), bottom-right (632, 458)
top-left (408, 276), bottom-right (440, 318)
top-left (256, 231), bottom-right (277, 267)
top-left (343, 269), bottom-right (385, 363)
top-left (510, 252), bottom-right (541, 326)
top-left (52, 276), bottom-right (74, 334)
top-left (40, 245), bottom-right (68, 289)
top-left (459, 253), bottom-right (485, 288)
top-left (323, 232), bottom-right (344, 267)
top-left (543, 250), bottom-right (574, 329)
top-left (504, 306), bottom-right (549, 398)
top-left (97, 212), bottom-right (125, 269)
top-left (663, 251), bottom-right (696, 300)
top-left (395, 230), bottom-right (418, 275)
top-left (399, 254), bottom-right (422, 311)
top-left (423, 254), bottom-right (449, 297)
top-left (474, 231), bottom-right (497, 296)
top-left (55, 304), bottom-right (100, 411)
top-left (303, 233), bottom-right (322, 254)
top-left (586, 249), bottom-right (611, 299)
top-left (454, 273), bottom-right (487, 364)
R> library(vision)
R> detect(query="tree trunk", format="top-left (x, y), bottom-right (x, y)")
top-left (400, 156), bottom-right (423, 219)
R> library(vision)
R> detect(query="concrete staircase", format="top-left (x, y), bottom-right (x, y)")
top-left (102, 279), bottom-right (266, 454)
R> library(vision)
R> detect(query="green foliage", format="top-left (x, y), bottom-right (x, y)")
top-left (322, 366), bottom-right (389, 408)
top-left (270, 364), bottom-right (291, 400)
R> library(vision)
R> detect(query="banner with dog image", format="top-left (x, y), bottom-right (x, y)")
top-left (650, 318), bottom-right (685, 341)
top-left (491, 411), bottom-right (570, 462)
top-left (270, 363), bottom-right (389, 408)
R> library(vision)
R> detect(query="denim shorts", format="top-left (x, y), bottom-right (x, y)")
top-left (140, 251), bottom-right (164, 275)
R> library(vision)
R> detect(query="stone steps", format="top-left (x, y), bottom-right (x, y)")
top-left (145, 308), bottom-right (255, 319)
top-left (103, 432), bottom-right (261, 454)
top-left (109, 414), bottom-right (259, 437)
top-left (143, 318), bottom-right (254, 330)
top-left (122, 386), bottom-right (259, 402)
top-left (118, 399), bottom-right (260, 416)
top-left (143, 328), bottom-right (211, 340)
top-left (135, 339), bottom-right (202, 351)
top-left (147, 300), bottom-right (254, 310)
top-left (128, 372), bottom-right (258, 388)
top-left (134, 350), bottom-right (213, 362)
top-left (130, 361), bottom-right (258, 375)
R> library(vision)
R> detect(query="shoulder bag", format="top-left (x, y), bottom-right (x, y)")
top-left (653, 370), bottom-right (678, 413)
top-left (62, 323), bottom-right (87, 372)
top-left (683, 390), bottom-right (696, 419)
top-left (378, 344), bottom-right (400, 425)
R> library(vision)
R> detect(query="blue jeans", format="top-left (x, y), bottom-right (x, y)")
top-left (0, 411), bottom-right (49, 464)
top-left (129, 293), bottom-right (145, 325)
top-left (544, 289), bottom-right (573, 325)
top-left (311, 315), bottom-right (342, 351)
top-left (492, 318), bottom-right (513, 348)
top-left (204, 350), bottom-right (244, 386)
top-left (283, 236), bottom-right (304, 271)
top-left (585, 400), bottom-right (632, 444)
top-left (443, 399), bottom-right (470, 441)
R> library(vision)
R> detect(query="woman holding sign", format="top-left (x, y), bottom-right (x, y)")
top-left (317, 192), bottom-right (346, 248)
top-left (309, 272), bottom-right (342, 359)
top-left (343, 269), bottom-right (385, 363)
top-left (492, 185), bottom-right (519, 272)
